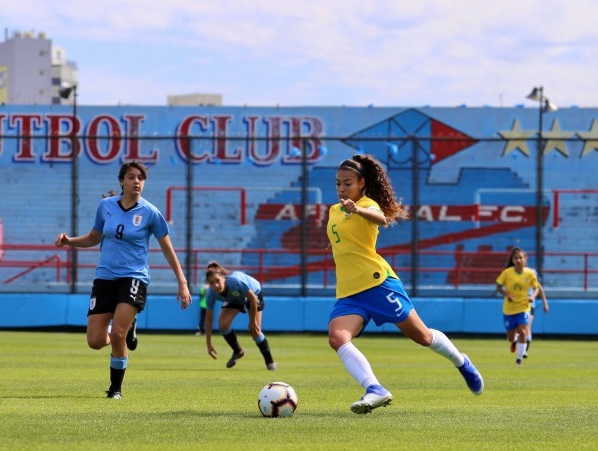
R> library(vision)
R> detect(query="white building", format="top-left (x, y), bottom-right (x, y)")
top-left (0, 30), bottom-right (78, 105)
top-left (167, 93), bottom-right (223, 106)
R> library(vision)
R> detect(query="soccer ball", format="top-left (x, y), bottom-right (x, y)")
top-left (258, 382), bottom-right (298, 418)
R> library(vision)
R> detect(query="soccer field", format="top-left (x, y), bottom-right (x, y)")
top-left (0, 331), bottom-right (596, 450)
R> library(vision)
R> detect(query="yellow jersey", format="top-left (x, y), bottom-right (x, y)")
top-left (496, 267), bottom-right (539, 315)
top-left (327, 196), bottom-right (398, 298)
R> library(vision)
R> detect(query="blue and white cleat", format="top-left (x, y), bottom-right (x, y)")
top-left (350, 384), bottom-right (393, 414)
top-left (458, 354), bottom-right (484, 395)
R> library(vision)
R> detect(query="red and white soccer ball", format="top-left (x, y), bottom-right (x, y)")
top-left (258, 382), bottom-right (298, 418)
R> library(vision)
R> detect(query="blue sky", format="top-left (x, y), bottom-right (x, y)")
top-left (2, 0), bottom-right (597, 107)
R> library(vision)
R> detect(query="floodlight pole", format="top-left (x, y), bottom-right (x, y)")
top-left (535, 88), bottom-right (544, 280)
top-left (526, 85), bottom-right (555, 280)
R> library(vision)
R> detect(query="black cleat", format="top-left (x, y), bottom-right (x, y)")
top-left (126, 317), bottom-right (138, 351)
top-left (106, 389), bottom-right (122, 399)
top-left (226, 350), bottom-right (245, 368)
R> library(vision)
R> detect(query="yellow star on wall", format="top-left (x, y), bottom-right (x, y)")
top-left (577, 119), bottom-right (598, 157)
top-left (498, 118), bottom-right (534, 156)
top-left (542, 119), bottom-right (572, 157)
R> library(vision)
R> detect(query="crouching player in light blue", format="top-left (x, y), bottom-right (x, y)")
top-left (203, 261), bottom-right (277, 370)
top-left (327, 154), bottom-right (484, 414)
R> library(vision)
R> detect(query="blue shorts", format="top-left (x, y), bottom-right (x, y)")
top-left (329, 277), bottom-right (414, 334)
top-left (503, 311), bottom-right (531, 331)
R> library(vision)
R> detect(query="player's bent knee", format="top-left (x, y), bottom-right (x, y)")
top-left (328, 334), bottom-right (344, 351)
top-left (87, 340), bottom-right (105, 350)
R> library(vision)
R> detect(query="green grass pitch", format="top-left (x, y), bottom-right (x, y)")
top-left (0, 331), bottom-right (596, 450)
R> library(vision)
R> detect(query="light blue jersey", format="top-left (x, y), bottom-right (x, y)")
top-left (92, 196), bottom-right (169, 285)
top-left (206, 271), bottom-right (261, 310)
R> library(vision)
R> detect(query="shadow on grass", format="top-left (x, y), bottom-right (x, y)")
top-left (0, 394), bottom-right (100, 399)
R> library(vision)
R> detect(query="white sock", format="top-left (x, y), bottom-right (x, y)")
top-left (513, 333), bottom-right (519, 342)
top-left (429, 329), bottom-right (465, 367)
top-left (517, 343), bottom-right (526, 360)
top-left (337, 342), bottom-right (379, 389)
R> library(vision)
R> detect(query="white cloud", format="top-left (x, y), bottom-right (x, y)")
top-left (2, 0), bottom-right (598, 106)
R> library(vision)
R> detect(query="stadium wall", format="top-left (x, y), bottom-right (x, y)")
top-left (1, 294), bottom-right (596, 335)
top-left (1, 105), bottom-right (598, 295)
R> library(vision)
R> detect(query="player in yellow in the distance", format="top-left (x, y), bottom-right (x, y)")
top-left (496, 247), bottom-right (539, 365)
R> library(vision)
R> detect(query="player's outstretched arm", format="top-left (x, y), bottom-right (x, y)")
top-left (538, 283), bottom-right (549, 313)
top-left (204, 310), bottom-right (218, 359)
top-left (55, 229), bottom-right (102, 248)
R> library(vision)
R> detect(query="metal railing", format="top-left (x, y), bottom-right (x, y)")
top-left (1, 243), bottom-right (597, 295)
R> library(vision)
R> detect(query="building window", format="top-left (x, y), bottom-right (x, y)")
top-left (52, 77), bottom-right (61, 86)
top-left (52, 97), bottom-right (61, 105)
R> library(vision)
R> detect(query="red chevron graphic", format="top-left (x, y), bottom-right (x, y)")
top-left (431, 120), bottom-right (478, 163)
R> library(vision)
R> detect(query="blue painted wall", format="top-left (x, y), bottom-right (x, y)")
top-left (1, 294), bottom-right (596, 335)
top-left (1, 105), bottom-right (597, 294)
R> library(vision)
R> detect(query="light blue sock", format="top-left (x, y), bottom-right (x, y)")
top-left (110, 355), bottom-right (128, 369)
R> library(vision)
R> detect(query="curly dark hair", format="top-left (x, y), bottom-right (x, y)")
top-left (338, 154), bottom-right (409, 225)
